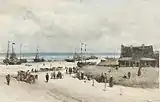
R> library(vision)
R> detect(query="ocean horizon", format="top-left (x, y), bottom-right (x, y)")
top-left (0, 52), bottom-right (120, 61)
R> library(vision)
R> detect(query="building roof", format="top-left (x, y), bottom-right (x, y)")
top-left (97, 58), bottom-right (118, 66)
top-left (140, 58), bottom-right (156, 61)
top-left (118, 57), bottom-right (156, 61)
top-left (118, 57), bottom-right (132, 61)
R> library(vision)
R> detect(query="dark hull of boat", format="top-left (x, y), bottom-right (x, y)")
top-left (77, 62), bottom-right (97, 67)
top-left (34, 58), bottom-right (45, 62)
top-left (77, 62), bottom-right (90, 67)
top-left (3, 59), bottom-right (21, 65)
top-left (65, 59), bottom-right (75, 62)
top-left (20, 59), bottom-right (27, 63)
top-left (8, 61), bottom-right (21, 65)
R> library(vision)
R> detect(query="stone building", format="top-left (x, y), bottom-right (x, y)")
top-left (118, 44), bottom-right (158, 67)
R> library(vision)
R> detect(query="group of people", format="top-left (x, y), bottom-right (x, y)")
top-left (45, 71), bottom-right (63, 83)
top-left (65, 67), bottom-right (87, 80)
top-left (99, 73), bottom-right (108, 83)
top-left (17, 70), bottom-right (38, 84)
top-left (31, 69), bottom-right (38, 73)
top-left (66, 67), bottom-right (79, 75)
top-left (50, 71), bottom-right (63, 79)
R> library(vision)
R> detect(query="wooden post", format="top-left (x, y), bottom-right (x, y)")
top-left (120, 88), bottom-right (123, 96)
top-left (92, 79), bottom-right (94, 86)
top-left (103, 79), bottom-right (107, 91)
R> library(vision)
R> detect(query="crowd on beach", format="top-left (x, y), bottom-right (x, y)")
top-left (4, 62), bottom-right (144, 90)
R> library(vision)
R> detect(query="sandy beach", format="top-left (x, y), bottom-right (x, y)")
top-left (0, 61), bottom-right (159, 102)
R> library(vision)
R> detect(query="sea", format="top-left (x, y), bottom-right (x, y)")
top-left (0, 53), bottom-right (120, 62)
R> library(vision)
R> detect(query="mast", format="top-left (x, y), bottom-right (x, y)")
top-left (11, 43), bottom-right (16, 57)
top-left (81, 43), bottom-right (83, 62)
top-left (6, 41), bottom-right (10, 59)
top-left (85, 44), bottom-right (87, 63)
top-left (35, 46), bottom-right (39, 59)
top-left (20, 44), bottom-right (22, 60)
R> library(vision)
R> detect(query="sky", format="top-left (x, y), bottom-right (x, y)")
top-left (0, 0), bottom-right (159, 53)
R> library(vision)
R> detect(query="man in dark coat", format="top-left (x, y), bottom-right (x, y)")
top-left (81, 72), bottom-right (84, 80)
top-left (69, 68), bottom-right (72, 75)
top-left (46, 73), bottom-right (49, 83)
top-left (109, 76), bottom-right (113, 87)
top-left (6, 74), bottom-right (10, 85)
top-left (128, 72), bottom-right (131, 79)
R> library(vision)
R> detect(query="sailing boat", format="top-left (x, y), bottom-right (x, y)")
top-left (65, 49), bottom-right (81, 62)
top-left (77, 43), bottom-right (97, 67)
top-left (33, 47), bottom-right (45, 62)
top-left (3, 41), bottom-right (21, 65)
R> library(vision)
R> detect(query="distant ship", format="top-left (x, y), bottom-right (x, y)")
top-left (3, 41), bottom-right (21, 65)
top-left (33, 48), bottom-right (45, 62)
top-left (65, 49), bottom-right (81, 62)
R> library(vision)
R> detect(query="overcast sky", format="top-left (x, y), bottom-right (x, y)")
top-left (0, 0), bottom-right (159, 53)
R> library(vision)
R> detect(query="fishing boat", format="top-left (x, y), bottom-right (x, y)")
top-left (65, 49), bottom-right (81, 62)
top-left (3, 41), bottom-right (21, 65)
top-left (65, 57), bottom-right (75, 62)
top-left (33, 48), bottom-right (45, 62)
top-left (77, 43), bottom-right (99, 67)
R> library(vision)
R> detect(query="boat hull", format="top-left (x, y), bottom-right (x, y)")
top-left (34, 58), bottom-right (45, 62)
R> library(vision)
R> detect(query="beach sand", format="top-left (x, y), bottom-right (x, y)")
top-left (0, 61), bottom-right (159, 102)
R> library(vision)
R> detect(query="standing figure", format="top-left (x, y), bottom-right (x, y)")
top-left (69, 68), bottom-right (72, 75)
top-left (138, 67), bottom-right (141, 76)
top-left (6, 74), bottom-right (10, 85)
top-left (104, 73), bottom-right (108, 83)
top-left (100, 73), bottom-right (104, 83)
top-left (45, 73), bottom-right (49, 83)
top-left (109, 76), bottom-right (114, 87)
top-left (81, 72), bottom-right (84, 80)
top-left (53, 71), bottom-right (56, 79)
top-left (57, 71), bottom-right (62, 79)
top-left (51, 73), bottom-right (53, 79)
top-left (128, 72), bottom-right (131, 79)
top-left (65, 67), bottom-right (68, 74)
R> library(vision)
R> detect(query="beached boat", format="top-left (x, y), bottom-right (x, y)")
top-left (65, 57), bottom-right (75, 62)
top-left (77, 61), bottom-right (97, 67)
top-left (65, 50), bottom-right (81, 62)
top-left (33, 48), bottom-right (45, 62)
top-left (3, 41), bottom-right (21, 65)
top-left (76, 43), bottom-right (97, 67)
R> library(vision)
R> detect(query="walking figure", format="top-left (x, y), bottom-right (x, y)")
top-left (6, 74), bottom-right (10, 85)
top-left (128, 72), bottom-right (131, 79)
top-left (138, 67), bottom-right (141, 76)
top-left (45, 73), bottom-right (49, 83)
top-left (109, 76), bottom-right (114, 87)
top-left (104, 73), bottom-right (107, 83)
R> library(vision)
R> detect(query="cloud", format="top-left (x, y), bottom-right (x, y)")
top-left (0, 0), bottom-right (159, 53)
